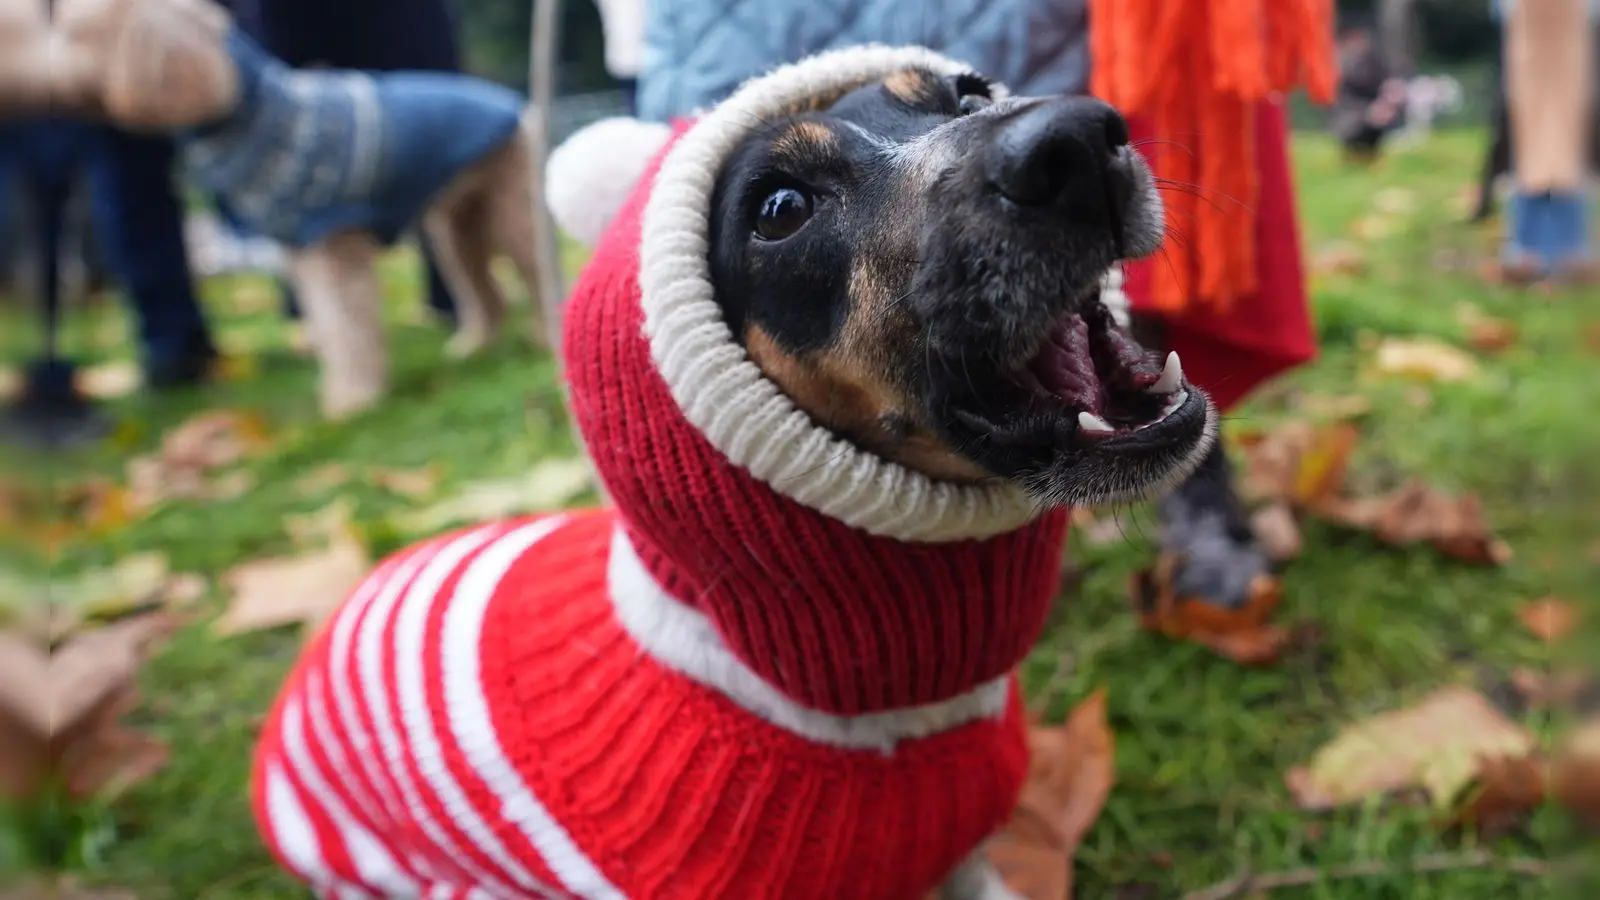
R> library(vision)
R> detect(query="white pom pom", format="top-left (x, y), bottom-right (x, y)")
top-left (544, 117), bottom-right (674, 248)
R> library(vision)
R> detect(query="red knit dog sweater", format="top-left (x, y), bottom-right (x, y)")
top-left (253, 47), bottom-right (1071, 900)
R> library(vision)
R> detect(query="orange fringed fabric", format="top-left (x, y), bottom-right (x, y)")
top-left (1089, 0), bottom-right (1338, 314)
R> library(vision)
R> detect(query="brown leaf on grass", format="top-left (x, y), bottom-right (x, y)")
top-left (1516, 597), bottom-right (1579, 643)
top-left (982, 690), bottom-right (1116, 900)
top-left (1251, 503), bottom-right (1303, 563)
top-left (1508, 667), bottom-right (1592, 710)
top-left (122, 410), bottom-right (274, 513)
top-left (293, 464), bottom-right (353, 497)
top-left (1314, 480), bottom-right (1513, 566)
top-left (76, 360), bottom-right (142, 400)
top-left (393, 458), bottom-right (593, 535)
top-left (214, 536), bottom-right (369, 637)
top-left (1284, 686), bottom-right (1536, 811)
top-left (1373, 337), bottom-right (1479, 383)
top-left (1453, 754), bottom-right (1547, 838)
top-left (368, 464), bottom-right (443, 499)
top-left (1289, 422), bottom-right (1360, 507)
top-left (1552, 720), bottom-right (1600, 827)
top-left (1130, 557), bottom-right (1289, 666)
top-left (1455, 305), bottom-right (1519, 355)
top-left (285, 497), bottom-right (358, 548)
top-left (1236, 421), bottom-right (1360, 508)
top-left (0, 613), bottom-right (176, 801)
top-left (1312, 242), bottom-right (1368, 277)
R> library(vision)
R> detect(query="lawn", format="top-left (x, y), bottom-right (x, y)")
top-left (5, 130), bottom-right (1595, 899)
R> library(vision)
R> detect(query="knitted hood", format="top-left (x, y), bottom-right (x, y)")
top-left (555, 46), bottom-right (1069, 717)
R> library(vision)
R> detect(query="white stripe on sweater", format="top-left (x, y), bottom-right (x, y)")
top-left (605, 525), bottom-right (1012, 754)
top-left (356, 526), bottom-right (523, 896)
top-left (438, 517), bottom-right (628, 900)
top-left (281, 691), bottom-right (419, 897)
top-left (395, 520), bottom-right (583, 900)
top-left (263, 762), bottom-right (328, 885)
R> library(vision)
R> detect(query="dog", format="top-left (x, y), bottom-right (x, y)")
top-left (51, 0), bottom-right (558, 418)
top-left (252, 47), bottom-right (1215, 900)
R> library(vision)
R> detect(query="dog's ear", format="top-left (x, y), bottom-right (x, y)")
top-left (102, 0), bottom-right (238, 130)
top-left (544, 117), bottom-right (674, 248)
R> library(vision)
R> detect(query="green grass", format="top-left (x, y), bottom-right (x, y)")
top-left (5, 130), bottom-right (1596, 898)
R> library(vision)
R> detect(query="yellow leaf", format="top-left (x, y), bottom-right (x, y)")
top-left (1290, 422), bottom-right (1361, 506)
top-left (1373, 337), bottom-right (1479, 383)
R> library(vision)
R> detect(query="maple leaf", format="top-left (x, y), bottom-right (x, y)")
top-left (1285, 686), bottom-right (1537, 811)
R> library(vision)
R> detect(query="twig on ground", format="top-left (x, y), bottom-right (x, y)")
top-left (1180, 850), bottom-right (1552, 900)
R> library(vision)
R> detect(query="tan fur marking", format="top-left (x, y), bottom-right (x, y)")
top-left (884, 69), bottom-right (936, 104)
top-left (745, 325), bottom-right (990, 483)
top-left (772, 119), bottom-right (837, 158)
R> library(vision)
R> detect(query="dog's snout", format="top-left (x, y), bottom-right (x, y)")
top-left (984, 97), bottom-right (1131, 208)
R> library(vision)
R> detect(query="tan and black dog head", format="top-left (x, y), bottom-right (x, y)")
top-left (707, 65), bottom-right (1214, 508)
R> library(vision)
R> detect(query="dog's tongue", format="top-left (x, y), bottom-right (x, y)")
top-left (1026, 312), bottom-right (1165, 413)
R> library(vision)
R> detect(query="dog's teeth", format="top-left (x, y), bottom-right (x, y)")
top-left (1077, 411), bottom-right (1116, 434)
top-left (1148, 351), bottom-right (1183, 394)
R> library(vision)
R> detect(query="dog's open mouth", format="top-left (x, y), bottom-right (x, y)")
top-left (1009, 294), bottom-right (1202, 448)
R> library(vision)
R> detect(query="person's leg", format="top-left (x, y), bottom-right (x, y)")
top-left (89, 127), bottom-right (217, 387)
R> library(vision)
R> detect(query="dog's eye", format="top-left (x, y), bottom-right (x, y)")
top-left (754, 187), bottom-right (813, 241)
top-left (958, 94), bottom-right (993, 116)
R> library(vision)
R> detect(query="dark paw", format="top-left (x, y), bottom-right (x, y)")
top-left (1163, 510), bottom-right (1272, 610)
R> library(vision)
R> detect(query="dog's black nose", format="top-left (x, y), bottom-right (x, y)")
top-left (985, 97), bottom-right (1131, 208)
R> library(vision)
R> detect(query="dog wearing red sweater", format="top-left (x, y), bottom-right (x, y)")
top-left (253, 47), bottom-right (1216, 900)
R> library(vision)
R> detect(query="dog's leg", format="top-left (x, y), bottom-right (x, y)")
top-left (422, 194), bottom-right (507, 359)
top-left (288, 234), bottom-right (388, 419)
top-left (479, 122), bottom-right (562, 352)
top-left (937, 850), bottom-right (1023, 900)
top-left (1132, 318), bottom-right (1271, 609)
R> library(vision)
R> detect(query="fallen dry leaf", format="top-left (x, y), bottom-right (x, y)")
top-left (1517, 597), bottom-right (1579, 643)
top-left (1552, 719), bottom-right (1600, 827)
top-left (0, 613), bottom-right (176, 801)
top-left (1289, 422), bottom-right (1360, 507)
top-left (368, 464), bottom-right (443, 499)
top-left (120, 409), bottom-right (274, 513)
top-left (965, 690), bottom-right (1115, 900)
top-left (1312, 242), bottom-right (1368, 276)
top-left (1465, 318), bottom-right (1518, 354)
top-left (1453, 754), bottom-right (1547, 837)
top-left (1314, 479), bottom-right (1512, 566)
top-left (1508, 667), bottom-right (1591, 711)
top-left (1251, 502), bottom-right (1303, 563)
top-left (285, 497), bottom-right (359, 548)
top-left (1285, 686), bottom-right (1536, 811)
top-left (76, 359), bottom-right (142, 399)
top-left (1131, 556), bottom-right (1288, 666)
top-left (393, 458), bottom-right (593, 535)
top-left (214, 536), bottom-right (369, 637)
top-left (1295, 393), bottom-right (1372, 421)
top-left (293, 463), bottom-right (353, 497)
top-left (1373, 337), bottom-right (1479, 383)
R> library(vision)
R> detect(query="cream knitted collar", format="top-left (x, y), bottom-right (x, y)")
top-left (636, 45), bottom-right (1053, 544)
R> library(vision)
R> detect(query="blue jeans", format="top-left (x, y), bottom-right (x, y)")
top-left (1507, 189), bottom-right (1594, 271)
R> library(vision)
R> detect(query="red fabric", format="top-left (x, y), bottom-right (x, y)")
top-left (1123, 100), bottom-right (1317, 412)
top-left (254, 512), bottom-right (1032, 899)
top-left (563, 130), bottom-right (1070, 716)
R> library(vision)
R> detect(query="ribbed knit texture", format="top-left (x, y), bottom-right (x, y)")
top-left (255, 512), bottom-right (1036, 899)
top-left (255, 45), bottom-right (1073, 899)
top-left (568, 144), bottom-right (1067, 714)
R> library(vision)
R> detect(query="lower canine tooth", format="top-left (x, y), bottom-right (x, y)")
top-left (1077, 411), bottom-right (1115, 434)
top-left (1148, 351), bottom-right (1183, 394)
